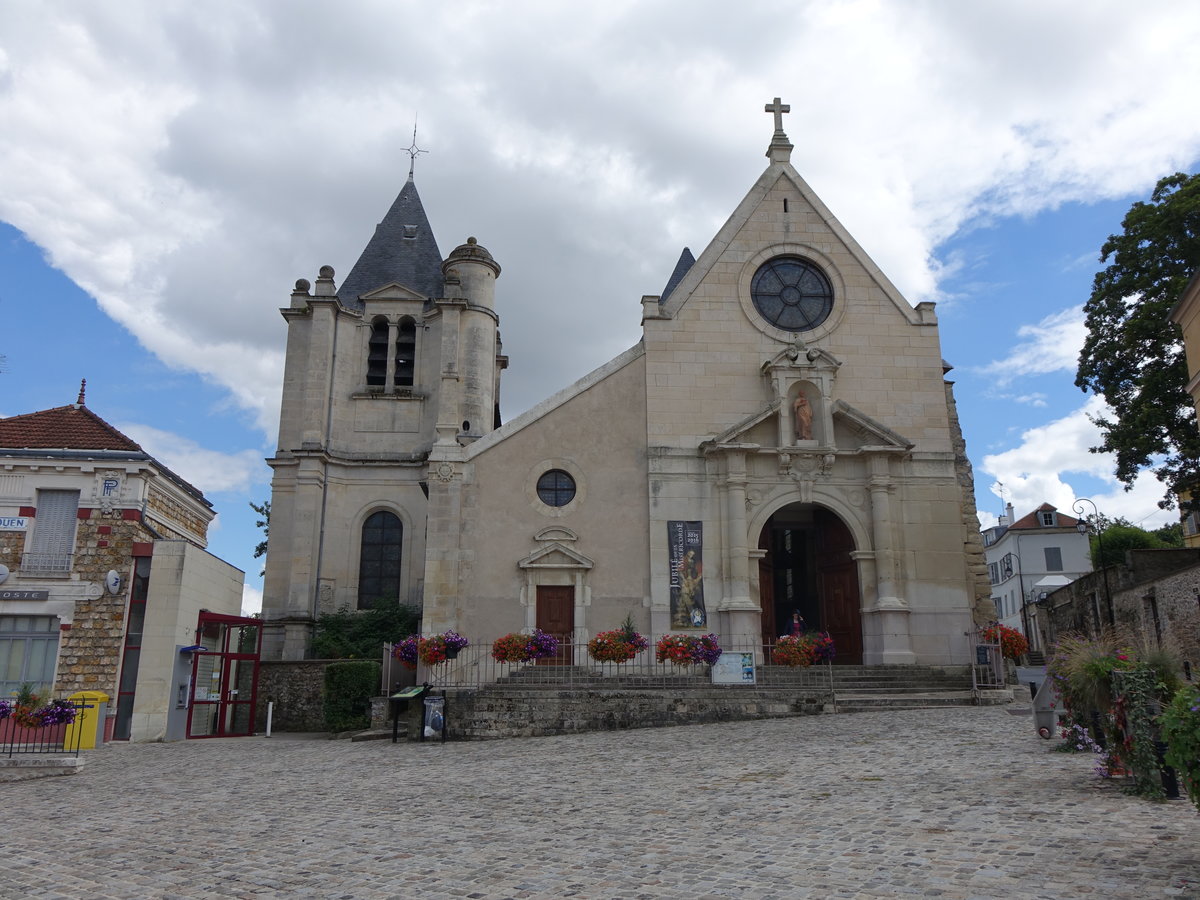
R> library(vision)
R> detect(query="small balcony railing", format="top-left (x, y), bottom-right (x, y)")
top-left (19, 552), bottom-right (73, 575)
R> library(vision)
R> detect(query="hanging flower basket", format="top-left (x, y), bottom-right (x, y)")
top-left (772, 631), bottom-right (836, 667)
top-left (587, 628), bottom-right (649, 664)
top-left (392, 635), bottom-right (420, 670)
top-left (655, 633), bottom-right (722, 666)
top-left (415, 631), bottom-right (470, 666)
top-left (491, 629), bottom-right (560, 663)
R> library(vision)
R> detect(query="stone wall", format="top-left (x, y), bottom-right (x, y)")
top-left (146, 487), bottom-right (209, 544)
top-left (945, 380), bottom-right (993, 624)
top-left (255, 659), bottom-right (340, 732)
top-left (1045, 549), bottom-right (1200, 672)
top-left (56, 514), bottom-right (152, 697)
top-left (423, 687), bottom-right (827, 741)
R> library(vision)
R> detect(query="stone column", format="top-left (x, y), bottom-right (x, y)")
top-left (385, 320), bottom-right (398, 393)
top-left (717, 448), bottom-right (761, 656)
top-left (866, 454), bottom-right (914, 664)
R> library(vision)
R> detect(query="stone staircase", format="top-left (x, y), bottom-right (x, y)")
top-left (432, 663), bottom-right (1008, 740)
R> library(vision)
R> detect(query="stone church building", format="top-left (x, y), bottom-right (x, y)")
top-left (261, 102), bottom-right (989, 667)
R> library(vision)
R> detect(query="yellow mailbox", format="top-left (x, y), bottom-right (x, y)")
top-left (65, 691), bottom-right (109, 750)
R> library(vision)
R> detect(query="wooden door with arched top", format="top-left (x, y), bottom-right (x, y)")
top-left (815, 507), bottom-right (863, 664)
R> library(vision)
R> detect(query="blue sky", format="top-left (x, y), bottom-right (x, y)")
top-left (3, 2), bottom-right (1200, 613)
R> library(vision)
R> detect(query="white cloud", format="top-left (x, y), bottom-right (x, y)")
top-left (119, 423), bottom-right (268, 495)
top-left (980, 396), bottom-right (1175, 529)
top-left (975, 307), bottom-right (1086, 386)
top-left (0, 2), bottom-right (1198, 433)
top-left (241, 583), bottom-right (262, 617)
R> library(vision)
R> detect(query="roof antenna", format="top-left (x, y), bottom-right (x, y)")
top-left (76, 378), bottom-right (86, 407)
top-left (404, 116), bottom-right (427, 182)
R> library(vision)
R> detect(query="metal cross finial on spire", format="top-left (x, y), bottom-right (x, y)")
top-left (404, 117), bottom-right (428, 181)
top-left (765, 97), bottom-right (790, 134)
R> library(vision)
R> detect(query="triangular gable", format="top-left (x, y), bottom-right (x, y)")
top-left (517, 542), bottom-right (594, 570)
top-left (707, 402), bottom-right (780, 446)
top-left (465, 343), bottom-right (645, 460)
top-left (832, 400), bottom-right (913, 449)
top-left (659, 162), bottom-right (923, 326)
top-left (360, 282), bottom-right (429, 303)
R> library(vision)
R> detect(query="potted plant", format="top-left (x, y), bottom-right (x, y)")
top-left (491, 629), bottom-right (560, 663)
top-left (587, 616), bottom-right (649, 664)
top-left (980, 622), bottom-right (1029, 660)
top-left (654, 633), bottom-right (722, 666)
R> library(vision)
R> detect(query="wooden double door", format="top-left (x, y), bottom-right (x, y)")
top-left (757, 506), bottom-right (863, 664)
top-left (535, 585), bottom-right (574, 665)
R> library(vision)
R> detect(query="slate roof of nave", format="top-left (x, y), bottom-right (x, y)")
top-left (337, 177), bottom-right (444, 307)
top-left (659, 247), bottom-right (695, 302)
top-left (0, 402), bottom-right (210, 505)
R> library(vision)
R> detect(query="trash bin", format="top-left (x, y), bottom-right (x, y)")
top-left (65, 691), bottom-right (109, 750)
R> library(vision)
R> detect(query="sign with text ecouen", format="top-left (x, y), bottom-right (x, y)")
top-left (0, 517), bottom-right (28, 530)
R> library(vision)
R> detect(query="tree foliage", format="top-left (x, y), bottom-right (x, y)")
top-left (1090, 524), bottom-right (1171, 568)
top-left (250, 499), bottom-right (269, 577)
top-left (311, 600), bottom-right (420, 660)
top-left (1076, 172), bottom-right (1200, 504)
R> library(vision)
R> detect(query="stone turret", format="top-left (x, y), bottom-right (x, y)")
top-left (442, 237), bottom-right (501, 441)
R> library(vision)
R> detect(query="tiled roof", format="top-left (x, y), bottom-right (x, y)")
top-left (0, 403), bottom-right (210, 505)
top-left (1009, 502), bottom-right (1081, 530)
top-left (337, 177), bottom-right (444, 306)
top-left (0, 404), bottom-right (143, 451)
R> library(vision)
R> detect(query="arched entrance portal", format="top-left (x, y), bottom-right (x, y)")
top-left (757, 504), bottom-right (863, 664)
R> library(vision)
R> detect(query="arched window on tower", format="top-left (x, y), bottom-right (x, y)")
top-left (395, 317), bottom-right (416, 387)
top-left (358, 510), bottom-right (403, 609)
top-left (366, 317), bottom-right (389, 387)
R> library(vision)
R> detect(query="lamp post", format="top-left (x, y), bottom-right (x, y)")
top-left (1073, 497), bottom-right (1114, 627)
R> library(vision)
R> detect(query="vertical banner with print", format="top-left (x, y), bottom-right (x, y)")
top-left (668, 520), bottom-right (706, 628)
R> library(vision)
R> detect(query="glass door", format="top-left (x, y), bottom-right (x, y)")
top-left (186, 614), bottom-right (261, 738)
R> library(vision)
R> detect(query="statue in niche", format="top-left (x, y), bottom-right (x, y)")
top-left (793, 393), bottom-right (814, 441)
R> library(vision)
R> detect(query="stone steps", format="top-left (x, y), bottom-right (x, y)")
top-left (436, 664), bottom-right (998, 739)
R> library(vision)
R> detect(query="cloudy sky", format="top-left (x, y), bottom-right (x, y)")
top-left (3, 1), bottom-right (1200, 614)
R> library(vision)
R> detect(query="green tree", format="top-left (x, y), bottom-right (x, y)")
top-left (1076, 172), bottom-right (1200, 506)
top-left (1152, 521), bottom-right (1184, 547)
top-left (250, 499), bottom-right (269, 576)
top-left (310, 600), bottom-right (420, 659)
top-left (1090, 524), bottom-right (1169, 568)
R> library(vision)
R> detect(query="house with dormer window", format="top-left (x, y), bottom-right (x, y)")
top-left (980, 502), bottom-right (1093, 650)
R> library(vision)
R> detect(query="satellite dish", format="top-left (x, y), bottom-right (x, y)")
top-left (0, 563), bottom-right (8, 584)
top-left (105, 570), bottom-right (122, 595)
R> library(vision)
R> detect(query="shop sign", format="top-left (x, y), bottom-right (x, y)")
top-left (0, 590), bottom-right (50, 601)
top-left (0, 517), bottom-right (28, 530)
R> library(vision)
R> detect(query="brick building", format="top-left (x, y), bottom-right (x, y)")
top-left (0, 387), bottom-right (245, 741)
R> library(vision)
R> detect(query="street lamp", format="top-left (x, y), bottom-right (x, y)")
top-left (1073, 497), bottom-right (1114, 627)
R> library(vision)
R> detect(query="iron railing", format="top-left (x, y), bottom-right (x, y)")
top-left (19, 551), bottom-right (74, 575)
top-left (1, 701), bottom-right (86, 757)
top-left (411, 637), bottom-right (838, 693)
top-left (970, 629), bottom-right (1006, 691)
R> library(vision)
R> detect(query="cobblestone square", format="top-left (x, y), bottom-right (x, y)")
top-left (5, 706), bottom-right (1198, 899)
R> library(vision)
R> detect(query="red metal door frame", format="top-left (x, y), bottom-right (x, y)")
top-left (186, 612), bottom-right (262, 739)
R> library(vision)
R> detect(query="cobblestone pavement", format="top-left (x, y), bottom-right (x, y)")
top-left (5, 706), bottom-right (1198, 899)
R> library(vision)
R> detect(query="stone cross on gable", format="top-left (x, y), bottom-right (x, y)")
top-left (765, 97), bottom-right (790, 134)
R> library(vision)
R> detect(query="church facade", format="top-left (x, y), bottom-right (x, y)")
top-left (261, 103), bottom-right (990, 666)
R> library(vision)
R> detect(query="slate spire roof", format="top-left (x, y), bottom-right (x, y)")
top-left (337, 176), bottom-right (444, 306)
